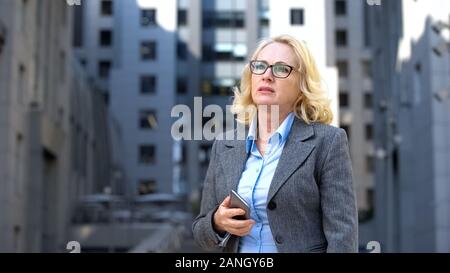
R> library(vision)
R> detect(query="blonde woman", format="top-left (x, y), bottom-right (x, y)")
top-left (192, 35), bottom-right (358, 253)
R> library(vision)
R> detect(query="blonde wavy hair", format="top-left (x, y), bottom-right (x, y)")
top-left (231, 35), bottom-right (333, 125)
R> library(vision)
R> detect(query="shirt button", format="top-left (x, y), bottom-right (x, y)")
top-left (268, 201), bottom-right (277, 210)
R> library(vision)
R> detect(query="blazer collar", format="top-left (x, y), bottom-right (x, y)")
top-left (267, 118), bottom-right (315, 201)
top-left (218, 118), bottom-right (316, 196)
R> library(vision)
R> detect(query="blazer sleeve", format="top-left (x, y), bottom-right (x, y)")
top-left (191, 140), bottom-right (224, 251)
top-left (319, 128), bottom-right (359, 253)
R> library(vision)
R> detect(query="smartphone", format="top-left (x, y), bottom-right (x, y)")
top-left (230, 190), bottom-right (250, 220)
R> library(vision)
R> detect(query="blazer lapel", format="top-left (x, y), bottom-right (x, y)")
top-left (267, 118), bottom-right (316, 201)
top-left (218, 139), bottom-right (248, 191)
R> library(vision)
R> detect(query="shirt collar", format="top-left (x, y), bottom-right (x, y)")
top-left (246, 112), bottom-right (295, 154)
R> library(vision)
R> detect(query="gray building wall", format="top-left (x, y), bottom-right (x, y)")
top-left (369, 0), bottom-right (450, 252)
top-left (0, 0), bottom-right (113, 252)
top-left (396, 19), bottom-right (450, 252)
top-left (335, 0), bottom-right (375, 214)
top-left (109, 0), bottom-right (177, 197)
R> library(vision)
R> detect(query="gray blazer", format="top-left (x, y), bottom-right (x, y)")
top-left (192, 117), bottom-right (358, 253)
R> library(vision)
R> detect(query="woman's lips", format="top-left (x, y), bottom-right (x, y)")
top-left (257, 86), bottom-right (275, 93)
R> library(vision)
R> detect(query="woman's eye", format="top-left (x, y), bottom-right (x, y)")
top-left (256, 64), bottom-right (266, 70)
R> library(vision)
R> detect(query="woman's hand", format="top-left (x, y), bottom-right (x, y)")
top-left (213, 196), bottom-right (255, 237)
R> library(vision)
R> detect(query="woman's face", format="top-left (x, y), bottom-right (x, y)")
top-left (251, 42), bottom-right (300, 114)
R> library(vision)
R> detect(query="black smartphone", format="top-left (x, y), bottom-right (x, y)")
top-left (230, 190), bottom-right (250, 220)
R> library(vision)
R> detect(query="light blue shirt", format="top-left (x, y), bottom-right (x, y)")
top-left (236, 112), bottom-right (295, 253)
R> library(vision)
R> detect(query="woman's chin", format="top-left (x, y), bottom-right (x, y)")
top-left (254, 100), bottom-right (278, 106)
top-left (253, 96), bottom-right (277, 106)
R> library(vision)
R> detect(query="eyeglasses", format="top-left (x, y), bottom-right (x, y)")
top-left (249, 60), bottom-right (295, 78)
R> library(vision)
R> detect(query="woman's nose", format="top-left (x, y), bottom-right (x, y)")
top-left (262, 67), bottom-right (274, 81)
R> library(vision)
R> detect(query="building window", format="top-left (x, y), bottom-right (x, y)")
top-left (139, 110), bottom-right (157, 130)
top-left (290, 9), bottom-right (304, 25)
top-left (336, 30), bottom-right (347, 47)
top-left (259, 9), bottom-right (270, 26)
top-left (141, 41), bottom-right (156, 60)
top-left (202, 80), bottom-right (212, 96)
top-left (99, 29), bottom-right (112, 47)
top-left (98, 60), bottom-right (111, 78)
top-left (141, 9), bottom-right (156, 26)
top-left (203, 11), bottom-right (245, 28)
top-left (202, 78), bottom-right (236, 96)
top-left (140, 75), bottom-right (156, 94)
top-left (364, 93), bottom-right (373, 109)
top-left (366, 155), bottom-right (374, 173)
top-left (100, 0), bottom-right (113, 16)
top-left (177, 77), bottom-right (188, 94)
top-left (177, 42), bottom-right (187, 60)
top-left (339, 92), bottom-right (349, 107)
top-left (138, 179), bottom-right (157, 195)
top-left (178, 9), bottom-right (187, 26)
top-left (202, 43), bottom-right (247, 62)
top-left (335, 0), bottom-right (347, 16)
top-left (139, 145), bottom-right (156, 164)
top-left (337, 60), bottom-right (348, 78)
top-left (365, 124), bottom-right (373, 140)
top-left (362, 60), bottom-right (372, 78)
top-left (366, 188), bottom-right (374, 212)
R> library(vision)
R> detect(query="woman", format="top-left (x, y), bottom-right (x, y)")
top-left (192, 35), bottom-right (358, 253)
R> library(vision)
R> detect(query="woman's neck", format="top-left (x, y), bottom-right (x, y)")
top-left (256, 106), bottom-right (290, 142)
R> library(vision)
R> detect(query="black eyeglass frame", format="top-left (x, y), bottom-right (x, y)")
top-left (249, 60), bottom-right (295, 78)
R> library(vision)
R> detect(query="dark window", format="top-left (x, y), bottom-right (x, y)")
top-left (139, 145), bottom-right (155, 164)
top-left (365, 124), bottom-right (373, 140)
top-left (202, 44), bottom-right (246, 62)
top-left (216, 50), bottom-right (233, 61)
top-left (339, 92), bottom-right (349, 107)
top-left (140, 75), bottom-right (156, 94)
top-left (177, 42), bottom-right (187, 60)
top-left (98, 60), bottom-right (111, 78)
top-left (202, 11), bottom-right (245, 28)
top-left (99, 29), bottom-right (112, 47)
top-left (138, 179), bottom-right (157, 195)
top-left (366, 156), bottom-right (374, 173)
top-left (202, 45), bottom-right (214, 61)
top-left (337, 60), bottom-right (348, 78)
top-left (290, 9), bottom-right (304, 25)
top-left (367, 188), bottom-right (374, 211)
top-left (335, 0), bottom-right (347, 16)
top-left (178, 9), bottom-right (187, 26)
top-left (141, 9), bottom-right (156, 26)
top-left (177, 77), bottom-right (188, 94)
top-left (141, 41), bottom-right (156, 60)
top-left (336, 30), bottom-right (347, 47)
top-left (202, 79), bottom-right (212, 96)
top-left (201, 78), bottom-right (235, 96)
top-left (100, 0), bottom-right (112, 16)
top-left (364, 93), bottom-right (373, 109)
top-left (139, 110), bottom-right (157, 130)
